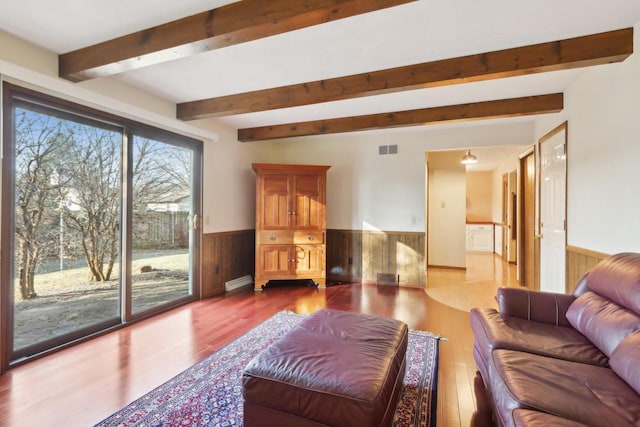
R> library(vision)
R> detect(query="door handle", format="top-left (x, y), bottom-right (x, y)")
top-left (192, 214), bottom-right (200, 230)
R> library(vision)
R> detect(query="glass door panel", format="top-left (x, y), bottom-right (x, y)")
top-left (130, 135), bottom-right (194, 314)
top-left (11, 104), bottom-right (122, 356)
top-left (3, 84), bottom-right (202, 368)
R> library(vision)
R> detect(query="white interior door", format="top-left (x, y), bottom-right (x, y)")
top-left (539, 123), bottom-right (567, 293)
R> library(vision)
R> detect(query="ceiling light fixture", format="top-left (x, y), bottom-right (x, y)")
top-left (461, 149), bottom-right (478, 165)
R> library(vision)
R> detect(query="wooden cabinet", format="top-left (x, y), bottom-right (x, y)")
top-left (253, 163), bottom-right (330, 289)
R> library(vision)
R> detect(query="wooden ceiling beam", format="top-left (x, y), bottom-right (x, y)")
top-left (59, 0), bottom-right (415, 82)
top-left (180, 28), bottom-right (631, 120)
top-left (237, 93), bottom-right (564, 141)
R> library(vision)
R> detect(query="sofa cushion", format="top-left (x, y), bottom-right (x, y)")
top-left (491, 349), bottom-right (640, 427)
top-left (586, 252), bottom-right (640, 314)
top-left (566, 291), bottom-right (640, 357)
top-left (512, 409), bottom-right (588, 427)
top-left (496, 287), bottom-right (576, 326)
top-left (610, 330), bottom-right (640, 395)
top-left (471, 308), bottom-right (608, 366)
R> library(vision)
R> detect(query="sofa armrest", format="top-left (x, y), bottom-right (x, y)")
top-left (497, 287), bottom-right (576, 327)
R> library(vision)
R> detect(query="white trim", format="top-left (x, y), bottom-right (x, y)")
top-left (0, 59), bottom-right (219, 143)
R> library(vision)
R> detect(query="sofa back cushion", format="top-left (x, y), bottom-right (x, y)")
top-left (566, 291), bottom-right (640, 357)
top-left (586, 252), bottom-right (640, 315)
top-left (610, 330), bottom-right (640, 395)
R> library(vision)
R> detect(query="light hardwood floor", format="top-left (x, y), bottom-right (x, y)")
top-left (0, 253), bottom-right (518, 426)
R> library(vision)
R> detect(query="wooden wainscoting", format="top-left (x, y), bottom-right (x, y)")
top-left (201, 230), bottom-right (255, 298)
top-left (566, 245), bottom-right (609, 293)
top-left (326, 229), bottom-right (426, 286)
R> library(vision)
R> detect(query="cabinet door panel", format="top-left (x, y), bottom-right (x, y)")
top-left (258, 245), bottom-right (292, 277)
top-left (260, 175), bottom-right (290, 229)
top-left (294, 175), bottom-right (323, 229)
top-left (294, 245), bottom-right (325, 277)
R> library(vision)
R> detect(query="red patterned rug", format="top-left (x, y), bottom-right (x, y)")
top-left (96, 311), bottom-right (441, 427)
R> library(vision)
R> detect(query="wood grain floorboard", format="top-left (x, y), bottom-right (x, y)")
top-left (0, 253), bottom-right (515, 426)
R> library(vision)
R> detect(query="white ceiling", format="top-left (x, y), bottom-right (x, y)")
top-left (1, 0), bottom-right (639, 135)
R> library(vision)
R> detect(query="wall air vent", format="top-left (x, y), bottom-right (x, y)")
top-left (378, 145), bottom-right (398, 155)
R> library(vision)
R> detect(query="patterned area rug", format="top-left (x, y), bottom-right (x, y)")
top-left (96, 311), bottom-right (441, 427)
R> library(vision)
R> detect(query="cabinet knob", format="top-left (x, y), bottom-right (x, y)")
top-left (269, 235), bottom-right (276, 241)
top-left (307, 235), bottom-right (314, 241)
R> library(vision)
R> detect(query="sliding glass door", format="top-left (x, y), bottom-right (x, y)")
top-left (2, 83), bottom-right (201, 367)
top-left (130, 135), bottom-right (197, 314)
top-left (9, 101), bottom-right (124, 357)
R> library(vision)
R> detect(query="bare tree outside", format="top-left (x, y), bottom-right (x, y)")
top-left (14, 108), bottom-right (71, 299)
top-left (14, 109), bottom-right (192, 295)
top-left (60, 124), bottom-right (122, 282)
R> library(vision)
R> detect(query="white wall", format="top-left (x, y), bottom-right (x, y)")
top-left (197, 121), bottom-right (257, 233)
top-left (0, 29), bottom-right (57, 75)
top-left (533, 21), bottom-right (640, 255)
top-left (249, 123), bottom-right (534, 233)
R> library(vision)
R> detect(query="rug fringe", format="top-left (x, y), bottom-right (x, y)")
top-left (409, 329), bottom-right (447, 341)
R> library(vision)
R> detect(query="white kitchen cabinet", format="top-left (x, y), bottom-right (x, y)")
top-left (466, 224), bottom-right (494, 252)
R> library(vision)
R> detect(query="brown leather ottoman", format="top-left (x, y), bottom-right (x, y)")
top-left (242, 309), bottom-right (408, 427)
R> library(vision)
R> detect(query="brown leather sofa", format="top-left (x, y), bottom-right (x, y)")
top-left (470, 252), bottom-right (640, 427)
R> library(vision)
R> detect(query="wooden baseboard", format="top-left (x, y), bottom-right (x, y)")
top-left (427, 265), bottom-right (466, 270)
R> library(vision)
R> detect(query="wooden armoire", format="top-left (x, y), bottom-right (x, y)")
top-left (252, 163), bottom-right (330, 290)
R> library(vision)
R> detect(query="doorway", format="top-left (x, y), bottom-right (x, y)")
top-left (519, 148), bottom-right (538, 290)
top-left (501, 171), bottom-right (517, 263)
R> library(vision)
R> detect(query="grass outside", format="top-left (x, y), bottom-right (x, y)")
top-left (14, 249), bottom-right (190, 350)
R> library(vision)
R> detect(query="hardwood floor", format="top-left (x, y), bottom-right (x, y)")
top-left (0, 253), bottom-right (518, 427)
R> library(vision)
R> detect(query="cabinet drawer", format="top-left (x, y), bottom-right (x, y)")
top-left (294, 231), bottom-right (324, 244)
top-left (467, 224), bottom-right (493, 231)
top-left (258, 231), bottom-right (324, 245)
top-left (258, 231), bottom-right (294, 244)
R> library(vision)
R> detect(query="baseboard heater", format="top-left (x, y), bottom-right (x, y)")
top-left (377, 273), bottom-right (399, 286)
top-left (225, 274), bottom-right (254, 292)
